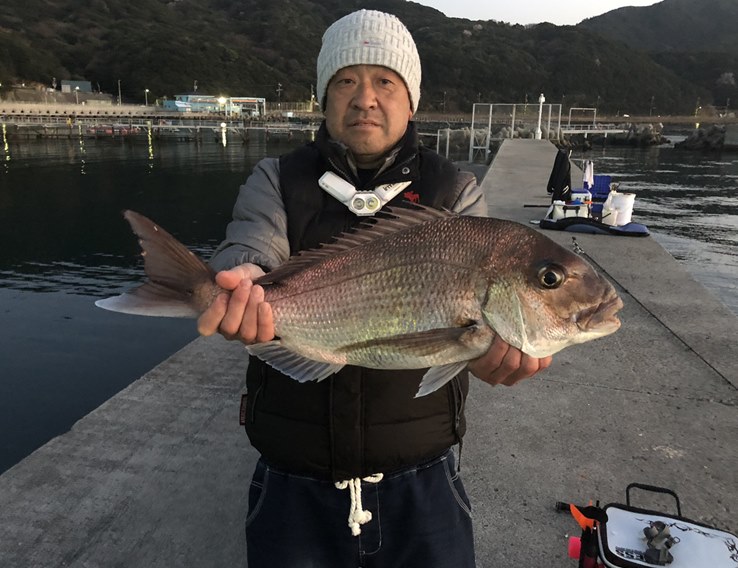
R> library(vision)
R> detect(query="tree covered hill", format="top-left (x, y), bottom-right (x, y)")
top-left (0, 0), bottom-right (716, 114)
top-left (579, 0), bottom-right (738, 108)
top-left (579, 0), bottom-right (738, 53)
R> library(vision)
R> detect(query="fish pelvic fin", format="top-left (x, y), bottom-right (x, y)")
top-left (95, 210), bottom-right (220, 318)
top-left (247, 341), bottom-right (344, 382)
top-left (416, 362), bottom-right (469, 398)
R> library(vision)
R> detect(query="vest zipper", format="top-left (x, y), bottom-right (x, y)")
top-left (249, 363), bottom-right (268, 424)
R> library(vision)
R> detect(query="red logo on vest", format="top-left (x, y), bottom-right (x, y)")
top-left (403, 190), bottom-right (420, 203)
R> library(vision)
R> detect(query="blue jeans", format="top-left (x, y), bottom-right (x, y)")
top-left (245, 450), bottom-right (476, 568)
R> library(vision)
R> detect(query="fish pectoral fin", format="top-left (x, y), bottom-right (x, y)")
top-left (338, 325), bottom-right (481, 356)
top-left (246, 341), bottom-right (343, 383)
top-left (415, 362), bottom-right (469, 398)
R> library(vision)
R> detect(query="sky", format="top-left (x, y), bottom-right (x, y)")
top-left (413, 0), bottom-right (662, 26)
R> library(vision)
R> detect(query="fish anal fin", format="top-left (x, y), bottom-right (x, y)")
top-left (247, 341), bottom-right (344, 382)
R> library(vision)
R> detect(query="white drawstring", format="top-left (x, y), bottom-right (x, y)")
top-left (334, 473), bottom-right (384, 536)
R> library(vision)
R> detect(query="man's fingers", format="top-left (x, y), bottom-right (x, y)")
top-left (239, 284), bottom-right (265, 343)
top-left (215, 263), bottom-right (265, 291)
top-left (468, 333), bottom-right (553, 387)
top-left (488, 344), bottom-right (522, 385)
top-left (500, 353), bottom-right (552, 386)
top-left (256, 301), bottom-right (275, 343)
top-left (215, 270), bottom-right (243, 291)
top-left (219, 279), bottom-right (252, 337)
top-left (197, 293), bottom-right (229, 337)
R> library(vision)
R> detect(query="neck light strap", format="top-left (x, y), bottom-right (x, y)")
top-left (319, 171), bottom-right (411, 216)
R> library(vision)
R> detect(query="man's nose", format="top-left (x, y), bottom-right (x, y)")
top-left (351, 81), bottom-right (378, 110)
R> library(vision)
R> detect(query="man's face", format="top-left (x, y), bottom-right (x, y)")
top-left (324, 65), bottom-right (413, 167)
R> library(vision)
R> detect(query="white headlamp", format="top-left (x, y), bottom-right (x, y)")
top-left (319, 171), bottom-right (412, 216)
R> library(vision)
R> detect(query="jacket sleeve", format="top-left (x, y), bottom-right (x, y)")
top-left (209, 157), bottom-right (290, 272)
top-left (450, 170), bottom-right (488, 217)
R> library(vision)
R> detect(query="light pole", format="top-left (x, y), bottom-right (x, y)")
top-left (74, 86), bottom-right (80, 105)
top-left (535, 93), bottom-right (545, 140)
top-left (145, 88), bottom-right (149, 106)
top-left (117, 79), bottom-right (122, 106)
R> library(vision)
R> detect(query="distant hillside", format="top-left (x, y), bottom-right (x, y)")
top-left (578, 0), bottom-right (738, 53)
top-left (578, 0), bottom-right (738, 107)
top-left (0, 0), bottom-right (711, 113)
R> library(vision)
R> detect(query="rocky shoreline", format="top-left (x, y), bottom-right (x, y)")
top-left (558, 123), bottom-right (670, 150)
top-left (674, 124), bottom-right (734, 151)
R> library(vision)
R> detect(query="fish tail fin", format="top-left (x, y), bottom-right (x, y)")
top-left (95, 210), bottom-right (220, 318)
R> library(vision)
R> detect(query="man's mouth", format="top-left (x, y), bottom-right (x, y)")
top-left (349, 119), bottom-right (381, 127)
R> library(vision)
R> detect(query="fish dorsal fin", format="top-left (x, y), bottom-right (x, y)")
top-left (257, 203), bottom-right (453, 285)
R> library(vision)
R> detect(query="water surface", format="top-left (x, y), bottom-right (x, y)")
top-left (1, 131), bottom-right (735, 473)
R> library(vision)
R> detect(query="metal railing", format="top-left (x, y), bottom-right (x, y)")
top-left (468, 102), bottom-right (563, 162)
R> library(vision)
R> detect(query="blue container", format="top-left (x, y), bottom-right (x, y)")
top-left (592, 175), bottom-right (611, 201)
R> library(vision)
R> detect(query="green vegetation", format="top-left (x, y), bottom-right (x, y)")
top-left (0, 0), bottom-right (732, 114)
top-left (579, 0), bottom-right (738, 110)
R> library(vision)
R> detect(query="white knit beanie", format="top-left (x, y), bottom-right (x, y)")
top-left (317, 9), bottom-right (421, 114)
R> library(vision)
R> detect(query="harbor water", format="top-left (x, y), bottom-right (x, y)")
top-left (1, 130), bottom-right (736, 474)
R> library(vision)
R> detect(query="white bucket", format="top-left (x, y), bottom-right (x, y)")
top-left (601, 207), bottom-right (619, 226)
top-left (611, 192), bottom-right (635, 225)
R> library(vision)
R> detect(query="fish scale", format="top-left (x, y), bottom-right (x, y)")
top-left (95, 206), bottom-right (624, 396)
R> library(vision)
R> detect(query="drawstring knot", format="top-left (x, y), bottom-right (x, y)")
top-left (334, 473), bottom-right (384, 536)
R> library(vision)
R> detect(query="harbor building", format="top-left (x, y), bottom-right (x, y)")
top-left (162, 94), bottom-right (266, 117)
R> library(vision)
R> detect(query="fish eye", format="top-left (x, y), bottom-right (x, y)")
top-left (537, 265), bottom-right (565, 289)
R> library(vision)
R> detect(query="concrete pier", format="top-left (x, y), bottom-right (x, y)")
top-left (0, 140), bottom-right (735, 567)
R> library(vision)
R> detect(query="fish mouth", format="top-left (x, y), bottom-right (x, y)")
top-left (575, 294), bottom-right (624, 332)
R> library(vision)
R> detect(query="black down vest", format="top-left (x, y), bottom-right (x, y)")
top-left (244, 124), bottom-right (471, 480)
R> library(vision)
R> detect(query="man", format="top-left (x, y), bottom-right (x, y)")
top-left (198, 9), bottom-right (551, 567)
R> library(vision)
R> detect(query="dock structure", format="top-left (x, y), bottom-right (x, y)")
top-left (559, 124), bottom-right (629, 135)
top-left (0, 114), bottom-right (319, 142)
top-left (0, 140), bottom-right (735, 567)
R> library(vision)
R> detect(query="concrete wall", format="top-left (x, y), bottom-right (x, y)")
top-left (0, 102), bottom-right (156, 118)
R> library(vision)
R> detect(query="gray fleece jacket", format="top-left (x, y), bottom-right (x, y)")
top-left (210, 156), bottom-right (487, 272)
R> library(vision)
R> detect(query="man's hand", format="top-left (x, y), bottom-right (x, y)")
top-left (468, 334), bottom-right (552, 387)
top-left (197, 263), bottom-right (275, 344)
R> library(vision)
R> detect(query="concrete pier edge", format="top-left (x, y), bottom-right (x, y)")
top-left (0, 139), bottom-right (735, 567)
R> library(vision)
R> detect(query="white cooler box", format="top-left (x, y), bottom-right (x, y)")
top-left (596, 484), bottom-right (737, 568)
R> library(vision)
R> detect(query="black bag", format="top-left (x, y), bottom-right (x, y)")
top-left (547, 148), bottom-right (572, 202)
